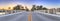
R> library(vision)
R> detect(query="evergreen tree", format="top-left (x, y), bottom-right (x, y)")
top-left (31, 5), bottom-right (36, 11)
top-left (25, 6), bottom-right (29, 11)
top-left (43, 7), bottom-right (47, 10)
top-left (20, 6), bottom-right (25, 10)
top-left (37, 5), bottom-right (43, 10)
top-left (13, 5), bottom-right (21, 10)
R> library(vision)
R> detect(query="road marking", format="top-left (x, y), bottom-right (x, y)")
top-left (28, 12), bottom-right (32, 21)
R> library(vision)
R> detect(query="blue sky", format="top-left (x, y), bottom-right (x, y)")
top-left (0, 0), bottom-right (60, 9)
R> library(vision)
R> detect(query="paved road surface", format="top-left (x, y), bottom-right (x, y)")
top-left (0, 11), bottom-right (29, 21)
top-left (32, 11), bottom-right (60, 21)
top-left (0, 11), bottom-right (60, 21)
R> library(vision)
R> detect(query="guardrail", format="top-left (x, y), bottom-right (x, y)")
top-left (34, 10), bottom-right (60, 15)
top-left (0, 10), bottom-right (26, 15)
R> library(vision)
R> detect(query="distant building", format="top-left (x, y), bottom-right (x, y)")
top-left (57, 8), bottom-right (60, 12)
top-left (48, 8), bottom-right (56, 14)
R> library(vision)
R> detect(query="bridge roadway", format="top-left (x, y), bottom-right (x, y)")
top-left (0, 11), bottom-right (60, 21)
top-left (32, 11), bottom-right (60, 21)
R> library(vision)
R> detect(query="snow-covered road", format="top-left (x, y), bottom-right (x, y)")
top-left (32, 12), bottom-right (60, 21)
top-left (0, 11), bottom-right (29, 21)
top-left (0, 11), bottom-right (60, 21)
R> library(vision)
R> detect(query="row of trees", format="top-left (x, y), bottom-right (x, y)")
top-left (13, 5), bottom-right (29, 11)
top-left (31, 5), bottom-right (47, 11)
top-left (8, 5), bottom-right (47, 11)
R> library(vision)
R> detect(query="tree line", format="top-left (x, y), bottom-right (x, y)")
top-left (31, 5), bottom-right (48, 11)
top-left (13, 5), bottom-right (29, 11)
top-left (8, 5), bottom-right (47, 11)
